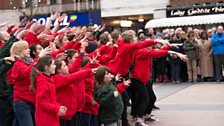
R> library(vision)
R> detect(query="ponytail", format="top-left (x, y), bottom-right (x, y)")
top-left (29, 55), bottom-right (53, 92)
top-left (30, 66), bottom-right (40, 92)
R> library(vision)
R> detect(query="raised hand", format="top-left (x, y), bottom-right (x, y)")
top-left (50, 12), bottom-right (60, 21)
top-left (19, 17), bottom-right (27, 28)
top-left (57, 26), bottom-right (70, 34)
top-left (115, 74), bottom-right (122, 81)
top-left (155, 39), bottom-right (170, 45)
top-left (113, 44), bottom-right (118, 48)
top-left (37, 34), bottom-right (54, 41)
top-left (7, 24), bottom-right (15, 29)
top-left (14, 28), bottom-right (25, 37)
top-left (38, 46), bottom-right (52, 57)
top-left (30, 22), bottom-right (45, 35)
top-left (58, 13), bottom-right (67, 23)
top-left (25, 21), bottom-right (34, 29)
top-left (99, 24), bottom-right (106, 32)
top-left (0, 22), bottom-right (9, 28)
top-left (124, 79), bottom-right (131, 86)
top-left (56, 53), bottom-right (67, 61)
top-left (90, 55), bottom-right (99, 64)
top-left (91, 68), bottom-right (98, 73)
top-left (16, 30), bottom-right (28, 40)
top-left (4, 57), bottom-right (15, 64)
top-left (176, 53), bottom-right (188, 62)
top-left (106, 41), bottom-right (112, 46)
top-left (93, 25), bottom-right (101, 32)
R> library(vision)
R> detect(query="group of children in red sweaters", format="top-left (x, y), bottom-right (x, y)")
top-left (0, 13), bottom-right (188, 126)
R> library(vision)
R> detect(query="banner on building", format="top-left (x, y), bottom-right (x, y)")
top-left (20, 11), bottom-right (101, 27)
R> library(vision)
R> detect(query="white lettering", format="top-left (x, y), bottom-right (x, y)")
top-left (187, 8), bottom-right (210, 16)
top-left (212, 7), bottom-right (224, 12)
top-left (38, 18), bottom-right (46, 25)
top-left (63, 16), bottom-right (70, 26)
top-left (32, 16), bottom-right (70, 27)
top-left (171, 10), bottom-right (185, 16)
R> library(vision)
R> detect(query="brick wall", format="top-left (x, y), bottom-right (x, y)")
top-left (170, 0), bottom-right (220, 7)
top-left (0, 0), bottom-right (22, 10)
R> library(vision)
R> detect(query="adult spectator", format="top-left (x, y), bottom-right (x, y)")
top-left (147, 28), bottom-right (156, 39)
top-left (179, 31), bottom-right (188, 82)
top-left (0, 31), bottom-right (10, 48)
top-left (197, 31), bottom-right (213, 81)
top-left (183, 31), bottom-right (199, 83)
top-left (211, 26), bottom-right (224, 82)
top-left (187, 27), bottom-right (193, 33)
top-left (212, 27), bottom-right (217, 34)
top-left (207, 29), bottom-right (213, 38)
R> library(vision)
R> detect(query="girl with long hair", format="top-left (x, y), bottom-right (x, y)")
top-left (30, 55), bottom-right (67, 126)
top-left (94, 66), bottom-right (131, 126)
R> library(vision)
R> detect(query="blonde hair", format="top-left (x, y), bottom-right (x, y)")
top-left (121, 30), bottom-right (136, 43)
top-left (10, 41), bottom-right (29, 57)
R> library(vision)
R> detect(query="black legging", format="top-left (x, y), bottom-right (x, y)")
top-left (130, 78), bottom-right (149, 118)
top-left (60, 119), bottom-right (73, 126)
top-left (145, 80), bottom-right (157, 115)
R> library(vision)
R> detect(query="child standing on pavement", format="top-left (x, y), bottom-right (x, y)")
top-left (94, 66), bottom-right (131, 126)
top-left (30, 55), bottom-right (67, 126)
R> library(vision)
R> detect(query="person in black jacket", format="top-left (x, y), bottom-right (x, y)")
top-left (169, 34), bottom-right (182, 83)
top-left (0, 56), bottom-right (15, 126)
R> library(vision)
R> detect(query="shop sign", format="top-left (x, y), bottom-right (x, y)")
top-left (166, 5), bottom-right (224, 17)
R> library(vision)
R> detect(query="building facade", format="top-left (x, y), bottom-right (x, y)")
top-left (0, 0), bottom-right (100, 26)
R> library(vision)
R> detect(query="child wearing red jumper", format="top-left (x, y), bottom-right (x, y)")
top-left (130, 45), bottom-right (188, 125)
top-left (107, 30), bottom-right (168, 126)
top-left (30, 55), bottom-right (67, 126)
top-left (108, 30), bottom-right (168, 77)
top-left (54, 59), bottom-right (95, 126)
top-left (80, 57), bottom-right (100, 126)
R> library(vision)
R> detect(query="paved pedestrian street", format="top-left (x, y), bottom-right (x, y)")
top-left (128, 82), bottom-right (224, 126)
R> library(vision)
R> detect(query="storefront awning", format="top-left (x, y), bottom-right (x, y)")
top-left (145, 14), bottom-right (224, 28)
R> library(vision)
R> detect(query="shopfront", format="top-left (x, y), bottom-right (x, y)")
top-left (145, 4), bottom-right (224, 29)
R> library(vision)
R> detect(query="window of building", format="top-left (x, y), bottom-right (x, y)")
top-left (50, 0), bottom-right (57, 4)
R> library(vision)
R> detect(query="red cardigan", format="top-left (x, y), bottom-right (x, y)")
top-left (35, 73), bottom-right (60, 126)
top-left (109, 39), bottom-right (157, 76)
top-left (81, 76), bottom-right (100, 115)
top-left (53, 69), bottom-right (93, 120)
top-left (11, 58), bottom-right (38, 105)
top-left (131, 49), bottom-right (169, 84)
top-left (99, 46), bottom-right (117, 66)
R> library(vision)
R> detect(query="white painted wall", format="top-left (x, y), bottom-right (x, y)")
top-left (0, 10), bottom-right (21, 31)
top-left (101, 0), bottom-right (169, 17)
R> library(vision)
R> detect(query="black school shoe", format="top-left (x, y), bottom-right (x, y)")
top-left (144, 116), bottom-right (159, 122)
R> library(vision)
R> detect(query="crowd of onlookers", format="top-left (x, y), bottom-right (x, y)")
top-left (0, 12), bottom-right (223, 126)
top-left (142, 26), bottom-right (223, 83)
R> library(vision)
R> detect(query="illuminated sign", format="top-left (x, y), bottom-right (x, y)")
top-left (20, 11), bottom-right (101, 27)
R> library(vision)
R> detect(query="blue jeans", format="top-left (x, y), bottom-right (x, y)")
top-left (171, 63), bottom-right (180, 81)
top-left (0, 97), bottom-right (8, 126)
top-left (80, 113), bottom-right (98, 126)
top-left (13, 101), bottom-right (35, 126)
